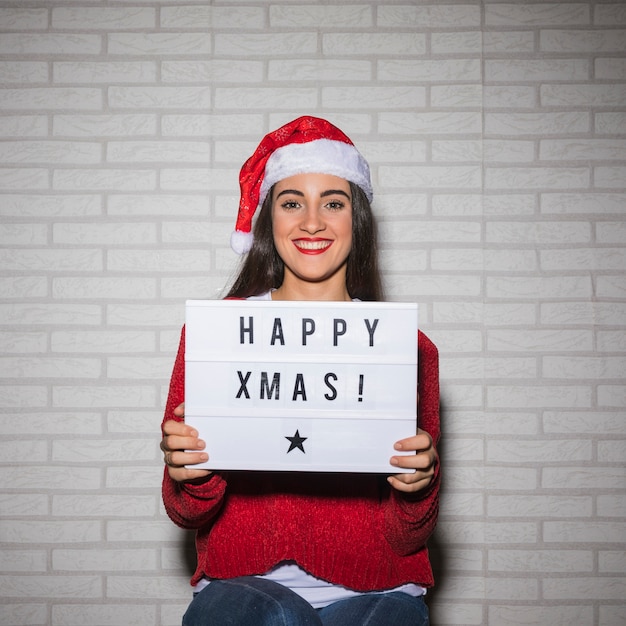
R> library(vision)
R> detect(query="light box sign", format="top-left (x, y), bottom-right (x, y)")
top-left (185, 300), bottom-right (418, 473)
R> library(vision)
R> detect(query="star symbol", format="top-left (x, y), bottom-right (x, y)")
top-left (285, 429), bottom-right (307, 454)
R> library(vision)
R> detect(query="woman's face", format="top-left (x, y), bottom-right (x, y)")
top-left (271, 173), bottom-right (353, 294)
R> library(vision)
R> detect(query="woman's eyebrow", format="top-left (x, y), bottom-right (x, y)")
top-left (320, 189), bottom-right (351, 199)
top-left (275, 189), bottom-right (303, 198)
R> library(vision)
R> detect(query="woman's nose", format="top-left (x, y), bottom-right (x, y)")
top-left (299, 206), bottom-right (325, 233)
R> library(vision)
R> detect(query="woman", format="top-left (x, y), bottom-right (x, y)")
top-left (160, 116), bottom-right (440, 625)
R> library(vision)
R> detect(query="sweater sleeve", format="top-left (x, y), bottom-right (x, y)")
top-left (161, 326), bottom-right (228, 530)
top-left (383, 330), bottom-right (440, 555)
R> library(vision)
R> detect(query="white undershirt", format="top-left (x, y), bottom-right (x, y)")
top-left (195, 562), bottom-right (424, 609)
top-left (194, 291), bottom-right (425, 607)
top-left (245, 290), bottom-right (275, 301)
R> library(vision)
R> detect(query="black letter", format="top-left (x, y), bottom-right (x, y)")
top-left (302, 319), bottom-right (315, 345)
top-left (292, 373), bottom-right (307, 401)
top-left (333, 318), bottom-right (347, 346)
top-left (236, 370), bottom-right (251, 399)
top-left (324, 372), bottom-right (338, 400)
top-left (260, 372), bottom-right (280, 399)
top-left (240, 316), bottom-right (253, 344)
top-left (270, 318), bottom-right (285, 345)
top-left (364, 318), bottom-right (379, 347)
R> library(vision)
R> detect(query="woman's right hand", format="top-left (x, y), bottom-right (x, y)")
top-left (161, 403), bottom-right (213, 483)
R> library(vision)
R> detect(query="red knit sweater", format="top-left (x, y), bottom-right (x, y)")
top-left (161, 320), bottom-right (440, 591)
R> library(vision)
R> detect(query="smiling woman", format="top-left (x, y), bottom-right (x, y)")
top-left (227, 118), bottom-right (382, 303)
top-left (160, 116), bottom-right (440, 626)
top-left (270, 173), bottom-right (354, 301)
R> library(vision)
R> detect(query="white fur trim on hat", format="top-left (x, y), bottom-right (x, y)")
top-left (258, 138), bottom-right (373, 208)
top-left (230, 229), bottom-right (254, 255)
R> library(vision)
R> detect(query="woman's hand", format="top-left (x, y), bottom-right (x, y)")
top-left (388, 428), bottom-right (438, 494)
top-left (161, 403), bottom-right (213, 483)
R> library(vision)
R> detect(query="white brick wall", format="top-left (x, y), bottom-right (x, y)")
top-left (0, 1), bottom-right (624, 625)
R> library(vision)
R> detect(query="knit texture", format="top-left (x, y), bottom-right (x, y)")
top-left (161, 311), bottom-right (440, 591)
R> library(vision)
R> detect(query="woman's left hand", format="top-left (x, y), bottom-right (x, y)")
top-left (388, 428), bottom-right (438, 494)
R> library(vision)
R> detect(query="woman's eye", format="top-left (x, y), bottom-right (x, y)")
top-left (280, 200), bottom-right (300, 210)
top-left (325, 200), bottom-right (345, 210)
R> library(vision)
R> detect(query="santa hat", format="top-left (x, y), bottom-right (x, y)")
top-left (230, 115), bottom-right (373, 254)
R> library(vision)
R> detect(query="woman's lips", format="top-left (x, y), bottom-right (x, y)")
top-left (292, 239), bottom-right (333, 254)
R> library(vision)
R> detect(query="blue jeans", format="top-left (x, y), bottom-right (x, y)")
top-left (182, 576), bottom-right (429, 626)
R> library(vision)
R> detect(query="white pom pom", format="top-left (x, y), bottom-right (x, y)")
top-left (230, 230), bottom-right (254, 255)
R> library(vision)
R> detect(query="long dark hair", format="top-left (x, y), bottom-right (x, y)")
top-left (226, 182), bottom-right (383, 301)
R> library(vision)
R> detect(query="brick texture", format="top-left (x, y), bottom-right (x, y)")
top-left (0, 2), bottom-right (624, 625)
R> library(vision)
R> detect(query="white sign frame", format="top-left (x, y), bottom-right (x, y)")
top-left (185, 300), bottom-right (418, 473)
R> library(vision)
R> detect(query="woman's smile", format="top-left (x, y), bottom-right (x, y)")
top-left (292, 237), bottom-right (334, 253)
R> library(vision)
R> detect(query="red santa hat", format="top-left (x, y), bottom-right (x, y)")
top-left (230, 115), bottom-right (373, 254)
